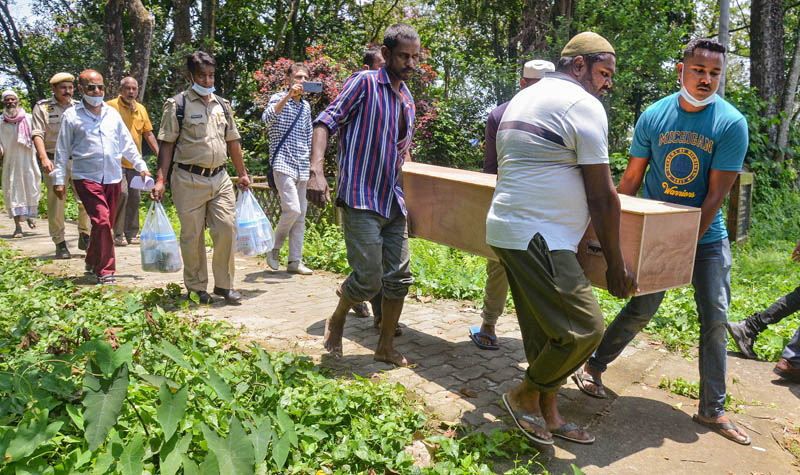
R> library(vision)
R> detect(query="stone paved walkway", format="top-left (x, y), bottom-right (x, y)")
top-left (2, 216), bottom-right (799, 474)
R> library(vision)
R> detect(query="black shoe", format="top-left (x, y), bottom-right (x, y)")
top-left (191, 291), bottom-right (214, 305)
top-left (55, 241), bottom-right (71, 259)
top-left (78, 233), bottom-right (90, 251)
top-left (85, 262), bottom-right (93, 273)
top-left (726, 320), bottom-right (758, 359)
top-left (213, 287), bottom-right (242, 304)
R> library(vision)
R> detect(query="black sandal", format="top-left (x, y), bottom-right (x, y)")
top-left (692, 414), bottom-right (750, 445)
top-left (572, 367), bottom-right (607, 399)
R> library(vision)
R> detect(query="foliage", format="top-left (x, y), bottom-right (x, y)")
top-left (0, 243), bottom-right (543, 473)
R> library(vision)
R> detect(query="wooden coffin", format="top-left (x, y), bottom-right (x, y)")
top-left (576, 195), bottom-right (701, 295)
top-left (402, 162), bottom-right (701, 295)
top-left (402, 162), bottom-right (497, 259)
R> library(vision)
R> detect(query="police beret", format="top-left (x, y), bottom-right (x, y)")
top-left (561, 32), bottom-right (615, 58)
top-left (49, 72), bottom-right (75, 85)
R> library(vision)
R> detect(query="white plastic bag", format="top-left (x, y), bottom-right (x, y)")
top-left (140, 201), bottom-right (182, 273)
top-left (235, 189), bottom-right (274, 256)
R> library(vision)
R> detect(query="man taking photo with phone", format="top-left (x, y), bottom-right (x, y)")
top-left (263, 63), bottom-right (314, 275)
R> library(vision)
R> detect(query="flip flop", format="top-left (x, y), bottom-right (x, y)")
top-left (692, 414), bottom-right (751, 445)
top-left (12, 230), bottom-right (23, 238)
top-left (551, 422), bottom-right (595, 444)
top-left (469, 325), bottom-right (500, 350)
top-left (501, 393), bottom-right (553, 445)
top-left (571, 367), bottom-right (607, 399)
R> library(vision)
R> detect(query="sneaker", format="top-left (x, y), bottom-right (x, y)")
top-left (287, 260), bottom-right (313, 275)
top-left (127, 235), bottom-right (140, 245)
top-left (114, 236), bottom-right (128, 247)
top-left (726, 320), bottom-right (758, 360)
top-left (78, 233), bottom-right (90, 251)
top-left (55, 241), bottom-right (71, 260)
top-left (266, 249), bottom-right (280, 270)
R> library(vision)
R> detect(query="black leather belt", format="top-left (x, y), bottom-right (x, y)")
top-left (177, 163), bottom-right (225, 177)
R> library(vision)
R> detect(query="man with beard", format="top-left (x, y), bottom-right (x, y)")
top-left (0, 90), bottom-right (41, 237)
top-left (31, 72), bottom-right (91, 259)
top-left (309, 23), bottom-right (419, 366)
top-left (488, 32), bottom-right (636, 445)
top-left (53, 70), bottom-right (151, 285)
top-left (575, 38), bottom-right (750, 445)
top-left (106, 76), bottom-right (159, 247)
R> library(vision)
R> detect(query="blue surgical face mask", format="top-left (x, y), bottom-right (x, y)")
top-left (191, 75), bottom-right (215, 96)
top-left (678, 67), bottom-right (718, 108)
top-left (83, 94), bottom-right (104, 107)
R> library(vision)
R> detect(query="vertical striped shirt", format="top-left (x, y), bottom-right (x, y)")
top-left (314, 67), bottom-right (415, 218)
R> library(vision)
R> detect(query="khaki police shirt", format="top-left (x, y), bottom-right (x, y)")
top-left (31, 98), bottom-right (79, 155)
top-left (157, 88), bottom-right (240, 169)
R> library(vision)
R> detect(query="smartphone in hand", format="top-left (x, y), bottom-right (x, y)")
top-left (302, 81), bottom-right (323, 93)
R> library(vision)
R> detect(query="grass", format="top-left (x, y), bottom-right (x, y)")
top-left (0, 242), bottom-right (548, 474)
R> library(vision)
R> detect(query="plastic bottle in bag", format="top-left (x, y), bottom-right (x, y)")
top-left (140, 202), bottom-right (182, 273)
top-left (235, 189), bottom-right (274, 257)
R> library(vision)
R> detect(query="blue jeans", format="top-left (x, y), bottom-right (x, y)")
top-left (783, 327), bottom-right (800, 365)
top-left (587, 239), bottom-right (732, 419)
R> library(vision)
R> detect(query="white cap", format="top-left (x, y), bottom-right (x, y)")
top-left (2, 89), bottom-right (18, 100)
top-left (523, 60), bottom-right (555, 79)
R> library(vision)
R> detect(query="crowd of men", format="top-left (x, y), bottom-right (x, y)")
top-left (1, 22), bottom-right (799, 448)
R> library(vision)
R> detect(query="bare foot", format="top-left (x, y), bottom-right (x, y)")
top-left (477, 323), bottom-right (497, 348)
top-left (374, 349), bottom-right (409, 367)
top-left (323, 314), bottom-right (346, 357)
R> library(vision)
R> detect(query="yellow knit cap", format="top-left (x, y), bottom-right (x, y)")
top-left (49, 72), bottom-right (75, 85)
top-left (561, 32), bottom-right (615, 57)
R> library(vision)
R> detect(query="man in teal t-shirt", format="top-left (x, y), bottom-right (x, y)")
top-left (573, 38), bottom-right (751, 445)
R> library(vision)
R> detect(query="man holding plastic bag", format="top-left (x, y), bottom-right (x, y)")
top-left (235, 190), bottom-right (274, 257)
top-left (151, 51), bottom-right (251, 305)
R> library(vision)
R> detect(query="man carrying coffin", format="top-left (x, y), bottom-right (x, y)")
top-left (487, 32), bottom-right (636, 445)
top-left (575, 38), bottom-right (750, 445)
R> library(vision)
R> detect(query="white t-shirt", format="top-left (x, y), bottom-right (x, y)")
top-left (485, 72), bottom-right (610, 252)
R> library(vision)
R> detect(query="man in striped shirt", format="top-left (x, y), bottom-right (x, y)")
top-left (309, 23), bottom-right (420, 366)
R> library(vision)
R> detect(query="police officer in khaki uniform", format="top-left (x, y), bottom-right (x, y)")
top-left (151, 51), bottom-right (251, 305)
top-left (31, 72), bottom-right (91, 259)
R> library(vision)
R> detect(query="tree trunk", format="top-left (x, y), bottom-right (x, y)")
top-left (0, 0), bottom-right (41, 98)
top-left (718, 0), bottom-right (730, 97)
top-left (517, 0), bottom-right (551, 54)
top-left (173, 0), bottom-right (192, 50)
top-left (750, 0), bottom-right (784, 142)
top-left (776, 21), bottom-right (800, 160)
top-left (104, 0), bottom-right (126, 98)
top-left (201, 0), bottom-right (216, 53)
top-left (125, 0), bottom-right (154, 100)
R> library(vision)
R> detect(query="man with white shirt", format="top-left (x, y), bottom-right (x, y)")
top-left (53, 69), bottom-right (151, 284)
top-left (487, 32), bottom-right (636, 445)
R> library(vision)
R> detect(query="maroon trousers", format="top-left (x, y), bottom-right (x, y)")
top-left (73, 180), bottom-right (121, 277)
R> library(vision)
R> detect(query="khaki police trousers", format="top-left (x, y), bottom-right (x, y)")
top-left (44, 158), bottom-right (90, 244)
top-left (171, 166), bottom-right (236, 292)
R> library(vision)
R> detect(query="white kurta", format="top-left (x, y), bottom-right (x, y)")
top-left (0, 113), bottom-right (41, 217)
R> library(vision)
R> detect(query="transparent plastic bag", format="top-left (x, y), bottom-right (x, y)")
top-left (235, 189), bottom-right (274, 257)
top-left (140, 201), bottom-right (182, 273)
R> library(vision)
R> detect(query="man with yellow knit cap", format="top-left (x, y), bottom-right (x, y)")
top-left (487, 32), bottom-right (636, 445)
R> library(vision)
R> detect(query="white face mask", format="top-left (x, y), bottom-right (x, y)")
top-left (83, 94), bottom-right (105, 107)
top-left (191, 75), bottom-right (215, 96)
top-left (678, 67), bottom-right (718, 108)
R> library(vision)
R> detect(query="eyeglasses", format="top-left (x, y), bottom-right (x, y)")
top-left (86, 84), bottom-right (105, 92)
